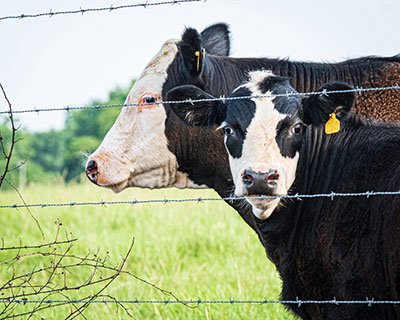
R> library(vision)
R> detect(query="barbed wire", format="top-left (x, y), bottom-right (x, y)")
top-left (1, 298), bottom-right (399, 306)
top-left (1, 190), bottom-right (400, 210)
top-left (1, 85), bottom-right (399, 115)
top-left (0, 0), bottom-right (204, 22)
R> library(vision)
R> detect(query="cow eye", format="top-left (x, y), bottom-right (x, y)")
top-left (223, 126), bottom-right (234, 136)
top-left (143, 95), bottom-right (157, 104)
top-left (291, 123), bottom-right (303, 135)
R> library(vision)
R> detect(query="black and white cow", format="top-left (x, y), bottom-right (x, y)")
top-left (86, 23), bottom-right (400, 237)
top-left (167, 70), bottom-right (400, 319)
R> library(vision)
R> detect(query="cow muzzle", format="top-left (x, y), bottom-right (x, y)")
top-left (241, 168), bottom-right (279, 196)
top-left (85, 152), bottom-right (131, 192)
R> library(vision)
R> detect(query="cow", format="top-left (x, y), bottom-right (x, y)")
top-left (86, 23), bottom-right (400, 238)
top-left (166, 70), bottom-right (400, 319)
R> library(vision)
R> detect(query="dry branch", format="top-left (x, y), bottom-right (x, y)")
top-left (0, 83), bottom-right (17, 189)
top-left (0, 229), bottom-right (181, 319)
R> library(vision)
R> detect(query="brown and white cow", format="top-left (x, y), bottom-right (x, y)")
top-left (86, 23), bottom-right (400, 236)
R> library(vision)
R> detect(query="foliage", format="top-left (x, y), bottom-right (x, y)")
top-left (0, 80), bottom-right (134, 189)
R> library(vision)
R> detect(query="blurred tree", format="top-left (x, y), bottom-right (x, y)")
top-left (1, 79), bottom-right (135, 187)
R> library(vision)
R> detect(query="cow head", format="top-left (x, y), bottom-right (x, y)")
top-left (167, 70), bottom-right (355, 219)
top-left (85, 23), bottom-right (230, 192)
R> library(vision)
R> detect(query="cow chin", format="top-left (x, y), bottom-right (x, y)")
top-left (93, 172), bottom-right (130, 193)
top-left (234, 180), bottom-right (284, 220)
top-left (109, 180), bottom-right (129, 193)
top-left (247, 198), bottom-right (281, 220)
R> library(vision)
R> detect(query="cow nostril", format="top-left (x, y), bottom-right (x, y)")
top-left (86, 160), bottom-right (98, 183)
top-left (86, 160), bottom-right (96, 170)
top-left (267, 170), bottom-right (279, 183)
top-left (242, 169), bottom-right (254, 186)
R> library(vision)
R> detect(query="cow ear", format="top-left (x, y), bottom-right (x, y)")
top-left (301, 82), bottom-right (355, 126)
top-left (180, 23), bottom-right (230, 77)
top-left (165, 85), bottom-right (226, 126)
top-left (200, 23), bottom-right (230, 56)
top-left (180, 28), bottom-right (203, 77)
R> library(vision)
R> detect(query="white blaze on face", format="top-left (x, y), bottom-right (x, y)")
top-left (229, 71), bottom-right (300, 219)
top-left (87, 39), bottom-right (203, 192)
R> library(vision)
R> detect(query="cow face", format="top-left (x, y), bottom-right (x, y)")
top-left (222, 71), bottom-right (303, 219)
top-left (86, 23), bottom-right (230, 192)
top-left (168, 71), bottom-right (355, 219)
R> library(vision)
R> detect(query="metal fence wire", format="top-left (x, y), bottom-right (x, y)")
top-left (2, 298), bottom-right (400, 306)
top-left (1, 85), bottom-right (399, 115)
top-left (1, 191), bottom-right (400, 210)
top-left (0, 0), bottom-right (205, 22)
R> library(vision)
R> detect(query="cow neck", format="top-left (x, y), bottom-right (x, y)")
top-left (168, 52), bottom-right (399, 111)
top-left (205, 55), bottom-right (398, 109)
top-left (204, 55), bottom-right (386, 94)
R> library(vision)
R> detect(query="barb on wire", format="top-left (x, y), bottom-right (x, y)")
top-left (1, 190), bottom-right (400, 210)
top-left (1, 298), bottom-right (400, 305)
top-left (0, 0), bottom-right (204, 22)
top-left (1, 85), bottom-right (399, 115)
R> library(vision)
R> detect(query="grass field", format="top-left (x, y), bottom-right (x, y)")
top-left (0, 182), bottom-right (295, 319)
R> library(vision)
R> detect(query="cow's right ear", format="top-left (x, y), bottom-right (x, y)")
top-left (179, 23), bottom-right (230, 77)
top-left (165, 85), bottom-right (226, 126)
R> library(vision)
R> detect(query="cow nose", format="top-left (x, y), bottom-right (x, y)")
top-left (242, 168), bottom-right (279, 195)
top-left (86, 159), bottom-right (98, 184)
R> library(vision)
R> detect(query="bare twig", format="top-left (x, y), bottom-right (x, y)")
top-left (0, 233), bottom-right (181, 319)
top-left (0, 83), bottom-right (16, 189)
top-left (0, 238), bottom-right (78, 251)
top-left (64, 238), bottom-right (135, 319)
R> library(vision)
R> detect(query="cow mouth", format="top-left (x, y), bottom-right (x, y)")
top-left (246, 193), bottom-right (275, 204)
top-left (243, 193), bottom-right (282, 213)
top-left (97, 180), bottom-right (128, 193)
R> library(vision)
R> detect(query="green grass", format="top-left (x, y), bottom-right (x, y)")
top-left (0, 183), bottom-right (295, 319)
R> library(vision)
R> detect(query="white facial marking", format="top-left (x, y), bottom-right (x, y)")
top-left (228, 71), bottom-right (299, 219)
top-left (88, 39), bottom-right (205, 191)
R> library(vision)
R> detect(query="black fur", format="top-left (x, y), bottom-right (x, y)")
top-left (200, 23), bottom-right (230, 56)
top-left (257, 115), bottom-right (400, 319)
top-left (169, 75), bottom-right (400, 318)
top-left (302, 82), bottom-right (356, 125)
top-left (163, 24), bottom-right (399, 247)
top-left (166, 85), bottom-right (226, 126)
top-left (179, 23), bottom-right (230, 77)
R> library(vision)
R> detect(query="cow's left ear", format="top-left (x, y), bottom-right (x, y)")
top-left (301, 82), bottom-right (355, 126)
top-left (165, 85), bottom-right (226, 126)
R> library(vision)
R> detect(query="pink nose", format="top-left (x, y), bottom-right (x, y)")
top-left (86, 159), bottom-right (98, 184)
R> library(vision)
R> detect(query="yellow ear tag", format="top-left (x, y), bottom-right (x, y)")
top-left (325, 112), bottom-right (340, 135)
top-left (194, 49), bottom-right (205, 72)
top-left (195, 50), bottom-right (201, 72)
